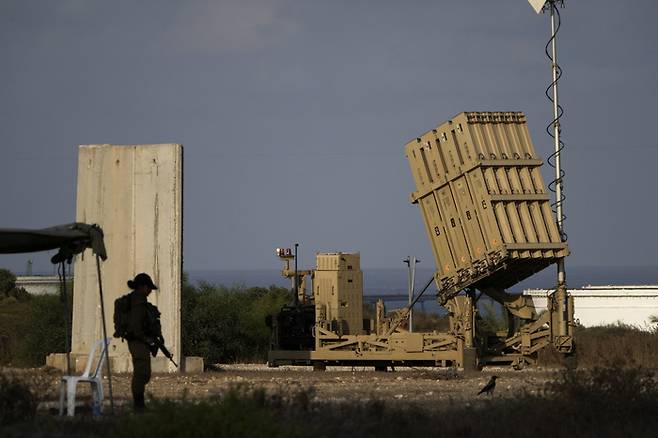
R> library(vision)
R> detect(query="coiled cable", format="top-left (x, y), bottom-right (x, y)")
top-left (544, 1), bottom-right (567, 241)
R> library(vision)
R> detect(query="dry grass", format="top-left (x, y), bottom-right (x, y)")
top-left (410, 311), bottom-right (450, 332)
top-left (538, 324), bottom-right (658, 369)
top-left (2, 365), bottom-right (658, 438)
top-left (572, 324), bottom-right (658, 368)
top-left (0, 373), bottom-right (37, 426)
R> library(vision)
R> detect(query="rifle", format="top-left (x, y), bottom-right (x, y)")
top-left (148, 336), bottom-right (179, 368)
top-left (158, 341), bottom-right (178, 368)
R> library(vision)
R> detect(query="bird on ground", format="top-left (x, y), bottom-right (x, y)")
top-left (477, 375), bottom-right (498, 396)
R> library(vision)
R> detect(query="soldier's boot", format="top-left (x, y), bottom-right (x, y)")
top-left (133, 393), bottom-right (146, 413)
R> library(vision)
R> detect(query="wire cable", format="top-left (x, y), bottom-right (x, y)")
top-left (58, 261), bottom-right (72, 375)
top-left (544, 2), bottom-right (567, 241)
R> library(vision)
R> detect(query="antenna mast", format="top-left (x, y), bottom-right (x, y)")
top-left (529, 0), bottom-right (572, 344)
top-left (530, 0), bottom-right (567, 287)
top-left (549, 1), bottom-right (566, 288)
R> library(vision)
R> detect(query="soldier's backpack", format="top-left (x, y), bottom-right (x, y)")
top-left (113, 293), bottom-right (132, 339)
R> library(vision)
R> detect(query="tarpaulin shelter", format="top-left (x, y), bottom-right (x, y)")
top-left (0, 222), bottom-right (114, 412)
top-left (0, 223), bottom-right (106, 261)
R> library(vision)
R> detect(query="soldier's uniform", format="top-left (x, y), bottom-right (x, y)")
top-left (125, 273), bottom-right (161, 410)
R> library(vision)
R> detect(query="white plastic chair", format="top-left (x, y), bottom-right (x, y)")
top-left (58, 338), bottom-right (111, 417)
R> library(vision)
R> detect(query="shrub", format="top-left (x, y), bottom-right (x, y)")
top-left (411, 310), bottom-right (450, 332)
top-left (313, 366), bottom-right (658, 438)
top-left (0, 269), bottom-right (16, 297)
top-left (0, 373), bottom-right (37, 425)
top-left (0, 271), bottom-right (289, 367)
top-left (0, 269), bottom-right (30, 302)
top-left (112, 387), bottom-right (308, 438)
top-left (2, 366), bottom-right (658, 438)
top-left (545, 365), bottom-right (658, 417)
top-left (536, 323), bottom-right (658, 369)
top-left (650, 314), bottom-right (658, 327)
top-left (478, 299), bottom-right (507, 332)
top-left (571, 323), bottom-right (658, 368)
top-left (0, 294), bottom-right (70, 367)
top-left (20, 295), bottom-right (70, 365)
top-left (181, 278), bottom-right (292, 364)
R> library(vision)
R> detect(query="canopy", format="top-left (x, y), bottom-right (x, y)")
top-left (0, 222), bottom-right (114, 412)
top-left (0, 223), bottom-right (107, 263)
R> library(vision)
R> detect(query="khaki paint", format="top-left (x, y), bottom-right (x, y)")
top-left (405, 112), bottom-right (568, 301)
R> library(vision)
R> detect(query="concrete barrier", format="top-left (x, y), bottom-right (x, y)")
top-left (70, 144), bottom-right (183, 372)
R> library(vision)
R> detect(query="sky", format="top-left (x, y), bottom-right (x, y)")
top-left (1, 0), bottom-right (657, 274)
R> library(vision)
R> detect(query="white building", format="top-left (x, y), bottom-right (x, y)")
top-left (15, 276), bottom-right (71, 296)
top-left (523, 285), bottom-right (658, 330)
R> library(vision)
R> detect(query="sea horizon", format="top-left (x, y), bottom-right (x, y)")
top-left (22, 265), bottom-right (658, 294)
top-left (187, 265), bottom-right (658, 295)
top-left (20, 265), bottom-right (658, 295)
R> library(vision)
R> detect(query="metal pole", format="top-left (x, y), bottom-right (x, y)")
top-left (409, 258), bottom-right (414, 332)
top-left (59, 262), bottom-right (72, 376)
top-left (402, 256), bottom-right (414, 331)
top-left (411, 258), bottom-right (418, 332)
top-left (293, 243), bottom-right (299, 305)
top-left (404, 257), bottom-right (411, 332)
top-left (382, 276), bottom-right (434, 338)
top-left (548, 1), bottom-right (569, 340)
top-left (95, 254), bottom-right (114, 414)
top-left (402, 256), bottom-right (420, 332)
top-left (550, 2), bottom-right (566, 287)
top-left (404, 257), bottom-right (420, 332)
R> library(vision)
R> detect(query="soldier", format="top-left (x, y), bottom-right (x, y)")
top-left (126, 273), bottom-right (160, 411)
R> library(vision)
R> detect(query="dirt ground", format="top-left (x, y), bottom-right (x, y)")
top-left (5, 364), bottom-right (556, 413)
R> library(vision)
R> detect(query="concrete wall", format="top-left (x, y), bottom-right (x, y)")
top-left (70, 144), bottom-right (183, 372)
top-left (524, 285), bottom-right (658, 330)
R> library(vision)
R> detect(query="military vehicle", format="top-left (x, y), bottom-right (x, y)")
top-left (267, 112), bottom-right (574, 370)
